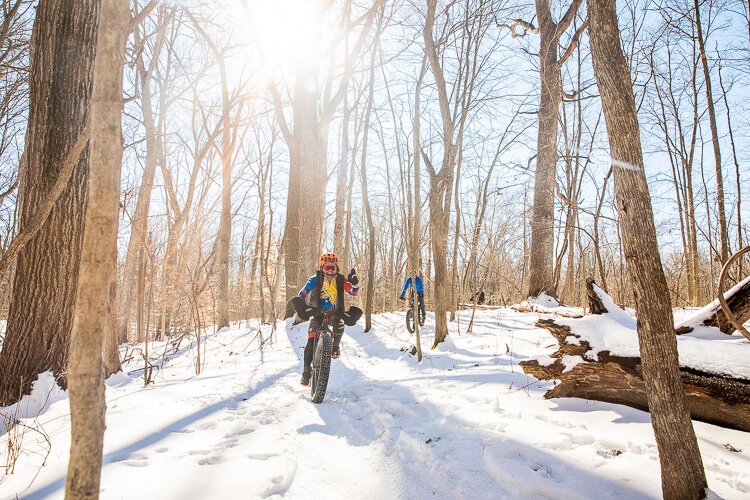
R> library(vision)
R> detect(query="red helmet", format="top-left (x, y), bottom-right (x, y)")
top-left (319, 252), bottom-right (339, 270)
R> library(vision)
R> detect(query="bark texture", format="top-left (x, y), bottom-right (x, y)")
top-left (0, 0), bottom-right (98, 405)
top-left (587, 0), bottom-right (708, 496)
top-left (65, 0), bottom-right (128, 498)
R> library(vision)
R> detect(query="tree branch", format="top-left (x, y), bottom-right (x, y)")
top-left (557, 19), bottom-right (589, 67)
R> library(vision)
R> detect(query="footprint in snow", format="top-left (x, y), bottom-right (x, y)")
top-left (198, 456), bottom-right (223, 466)
top-left (260, 460), bottom-right (297, 498)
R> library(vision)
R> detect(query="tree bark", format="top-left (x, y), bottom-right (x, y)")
top-left (65, 1), bottom-right (128, 498)
top-left (587, 0), bottom-right (708, 496)
top-left (0, 0), bottom-right (98, 405)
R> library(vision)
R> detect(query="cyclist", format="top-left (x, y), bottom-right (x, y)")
top-left (298, 253), bottom-right (359, 386)
top-left (399, 270), bottom-right (425, 319)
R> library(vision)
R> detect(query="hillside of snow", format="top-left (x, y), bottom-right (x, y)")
top-left (1, 309), bottom-right (749, 499)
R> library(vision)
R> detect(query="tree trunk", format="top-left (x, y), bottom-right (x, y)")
top-left (65, 1), bottom-right (128, 497)
top-left (423, 0), bottom-right (457, 346)
top-left (214, 51), bottom-right (233, 329)
top-left (0, 0), bottom-right (97, 405)
top-left (284, 70), bottom-right (326, 304)
top-left (528, 12), bottom-right (561, 299)
top-left (588, 0), bottom-right (708, 496)
top-left (526, 0), bottom-right (583, 300)
top-left (694, 0), bottom-right (729, 264)
top-left (411, 58), bottom-right (427, 362)
top-left (359, 8), bottom-right (382, 331)
top-left (118, 10), bottom-right (168, 343)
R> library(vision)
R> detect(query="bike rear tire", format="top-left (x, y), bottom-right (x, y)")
top-left (406, 308), bottom-right (415, 333)
top-left (310, 332), bottom-right (333, 404)
top-left (419, 307), bottom-right (426, 326)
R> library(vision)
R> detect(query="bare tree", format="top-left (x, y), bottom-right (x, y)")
top-left (587, 0), bottom-right (708, 496)
top-left (506, 0), bottom-right (586, 299)
top-left (65, 0), bottom-right (128, 497)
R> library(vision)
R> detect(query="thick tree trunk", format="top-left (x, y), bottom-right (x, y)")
top-left (588, 0), bottom-right (708, 496)
top-left (0, 0), bottom-right (97, 405)
top-left (65, 1), bottom-right (128, 497)
top-left (214, 52), bottom-right (233, 329)
top-left (423, 0), bottom-right (457, 346)
top-left (528, 18), bottom-right (561, 299)
top-left (284, 71), bottom-right (326, 304)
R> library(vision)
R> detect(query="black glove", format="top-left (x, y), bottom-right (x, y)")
top-left (347, 268), bottom-right (359, 287)
top-left (399, 295), bottom-right (405, 301)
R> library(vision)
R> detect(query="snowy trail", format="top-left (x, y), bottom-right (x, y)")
top-left (2, 309), bottom-right (750, 499)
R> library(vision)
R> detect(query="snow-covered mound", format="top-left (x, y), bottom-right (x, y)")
top-left (1, 309), bottom-right (748, 499)
top-left (0, 371), bottom-right (66, 434)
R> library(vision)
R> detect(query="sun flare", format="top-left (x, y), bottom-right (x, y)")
top-left (245, 0), bottom-right (324, 72)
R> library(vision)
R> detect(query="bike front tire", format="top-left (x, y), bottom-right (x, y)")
top-left (406, 308), bottom-right (415, 333)
top-left (310, 332), bottom-right (333, 404)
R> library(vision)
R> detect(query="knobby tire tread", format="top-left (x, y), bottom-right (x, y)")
top-left (311, 333), bottom-right (332, 404)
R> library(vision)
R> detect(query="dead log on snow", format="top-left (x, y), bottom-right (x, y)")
top-left (676, 276), bottom-right (750, 335)
top-left (521, 319), bottom-right (750, 432)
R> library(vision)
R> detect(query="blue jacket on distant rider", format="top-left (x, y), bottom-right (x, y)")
top-left (400, 275), bottom-right (424, 298)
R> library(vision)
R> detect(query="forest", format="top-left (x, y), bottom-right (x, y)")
top-left (0, 0), bottom-right (749, 498)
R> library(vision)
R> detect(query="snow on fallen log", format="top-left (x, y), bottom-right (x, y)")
top-left (675, 274), bottom-right (750, 335)
top-left (521, 282), bottom-right (750, 432)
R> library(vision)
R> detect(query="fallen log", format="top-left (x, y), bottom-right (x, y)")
top-left (521, 284), bottom-right (750, 432)
top-left (522, 319), bottom-right (750, 431)
top-left (676, 275), bottom-right (750, 335)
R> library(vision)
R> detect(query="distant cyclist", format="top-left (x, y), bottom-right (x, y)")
top-left (399, 270), bottom-right (425, 318)
top-left (298, 253), bottom-right (359, 386)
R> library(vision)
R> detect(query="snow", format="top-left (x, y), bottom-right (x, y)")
top-left (1, 309), bottom-right (750, 499)
top-left (530, 293), bottom-right (560, 308)
top-left (0, 371), bottom-right (66, 434)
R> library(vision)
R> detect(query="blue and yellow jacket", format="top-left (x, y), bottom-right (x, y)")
top-left (299, 271), bottom-right (359, 312)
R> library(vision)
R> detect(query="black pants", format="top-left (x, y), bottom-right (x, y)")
top-left (303, 319), bottom-right (344, 369)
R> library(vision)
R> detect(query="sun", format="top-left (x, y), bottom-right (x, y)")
top-left (242, 0), bottom-right (325, 74)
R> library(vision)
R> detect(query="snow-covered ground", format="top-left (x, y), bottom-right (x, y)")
top-left (1, 308), bottom-right (749, 499)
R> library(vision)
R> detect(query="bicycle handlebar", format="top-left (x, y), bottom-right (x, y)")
top-left (289, 296), bottom-right (363, 326)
